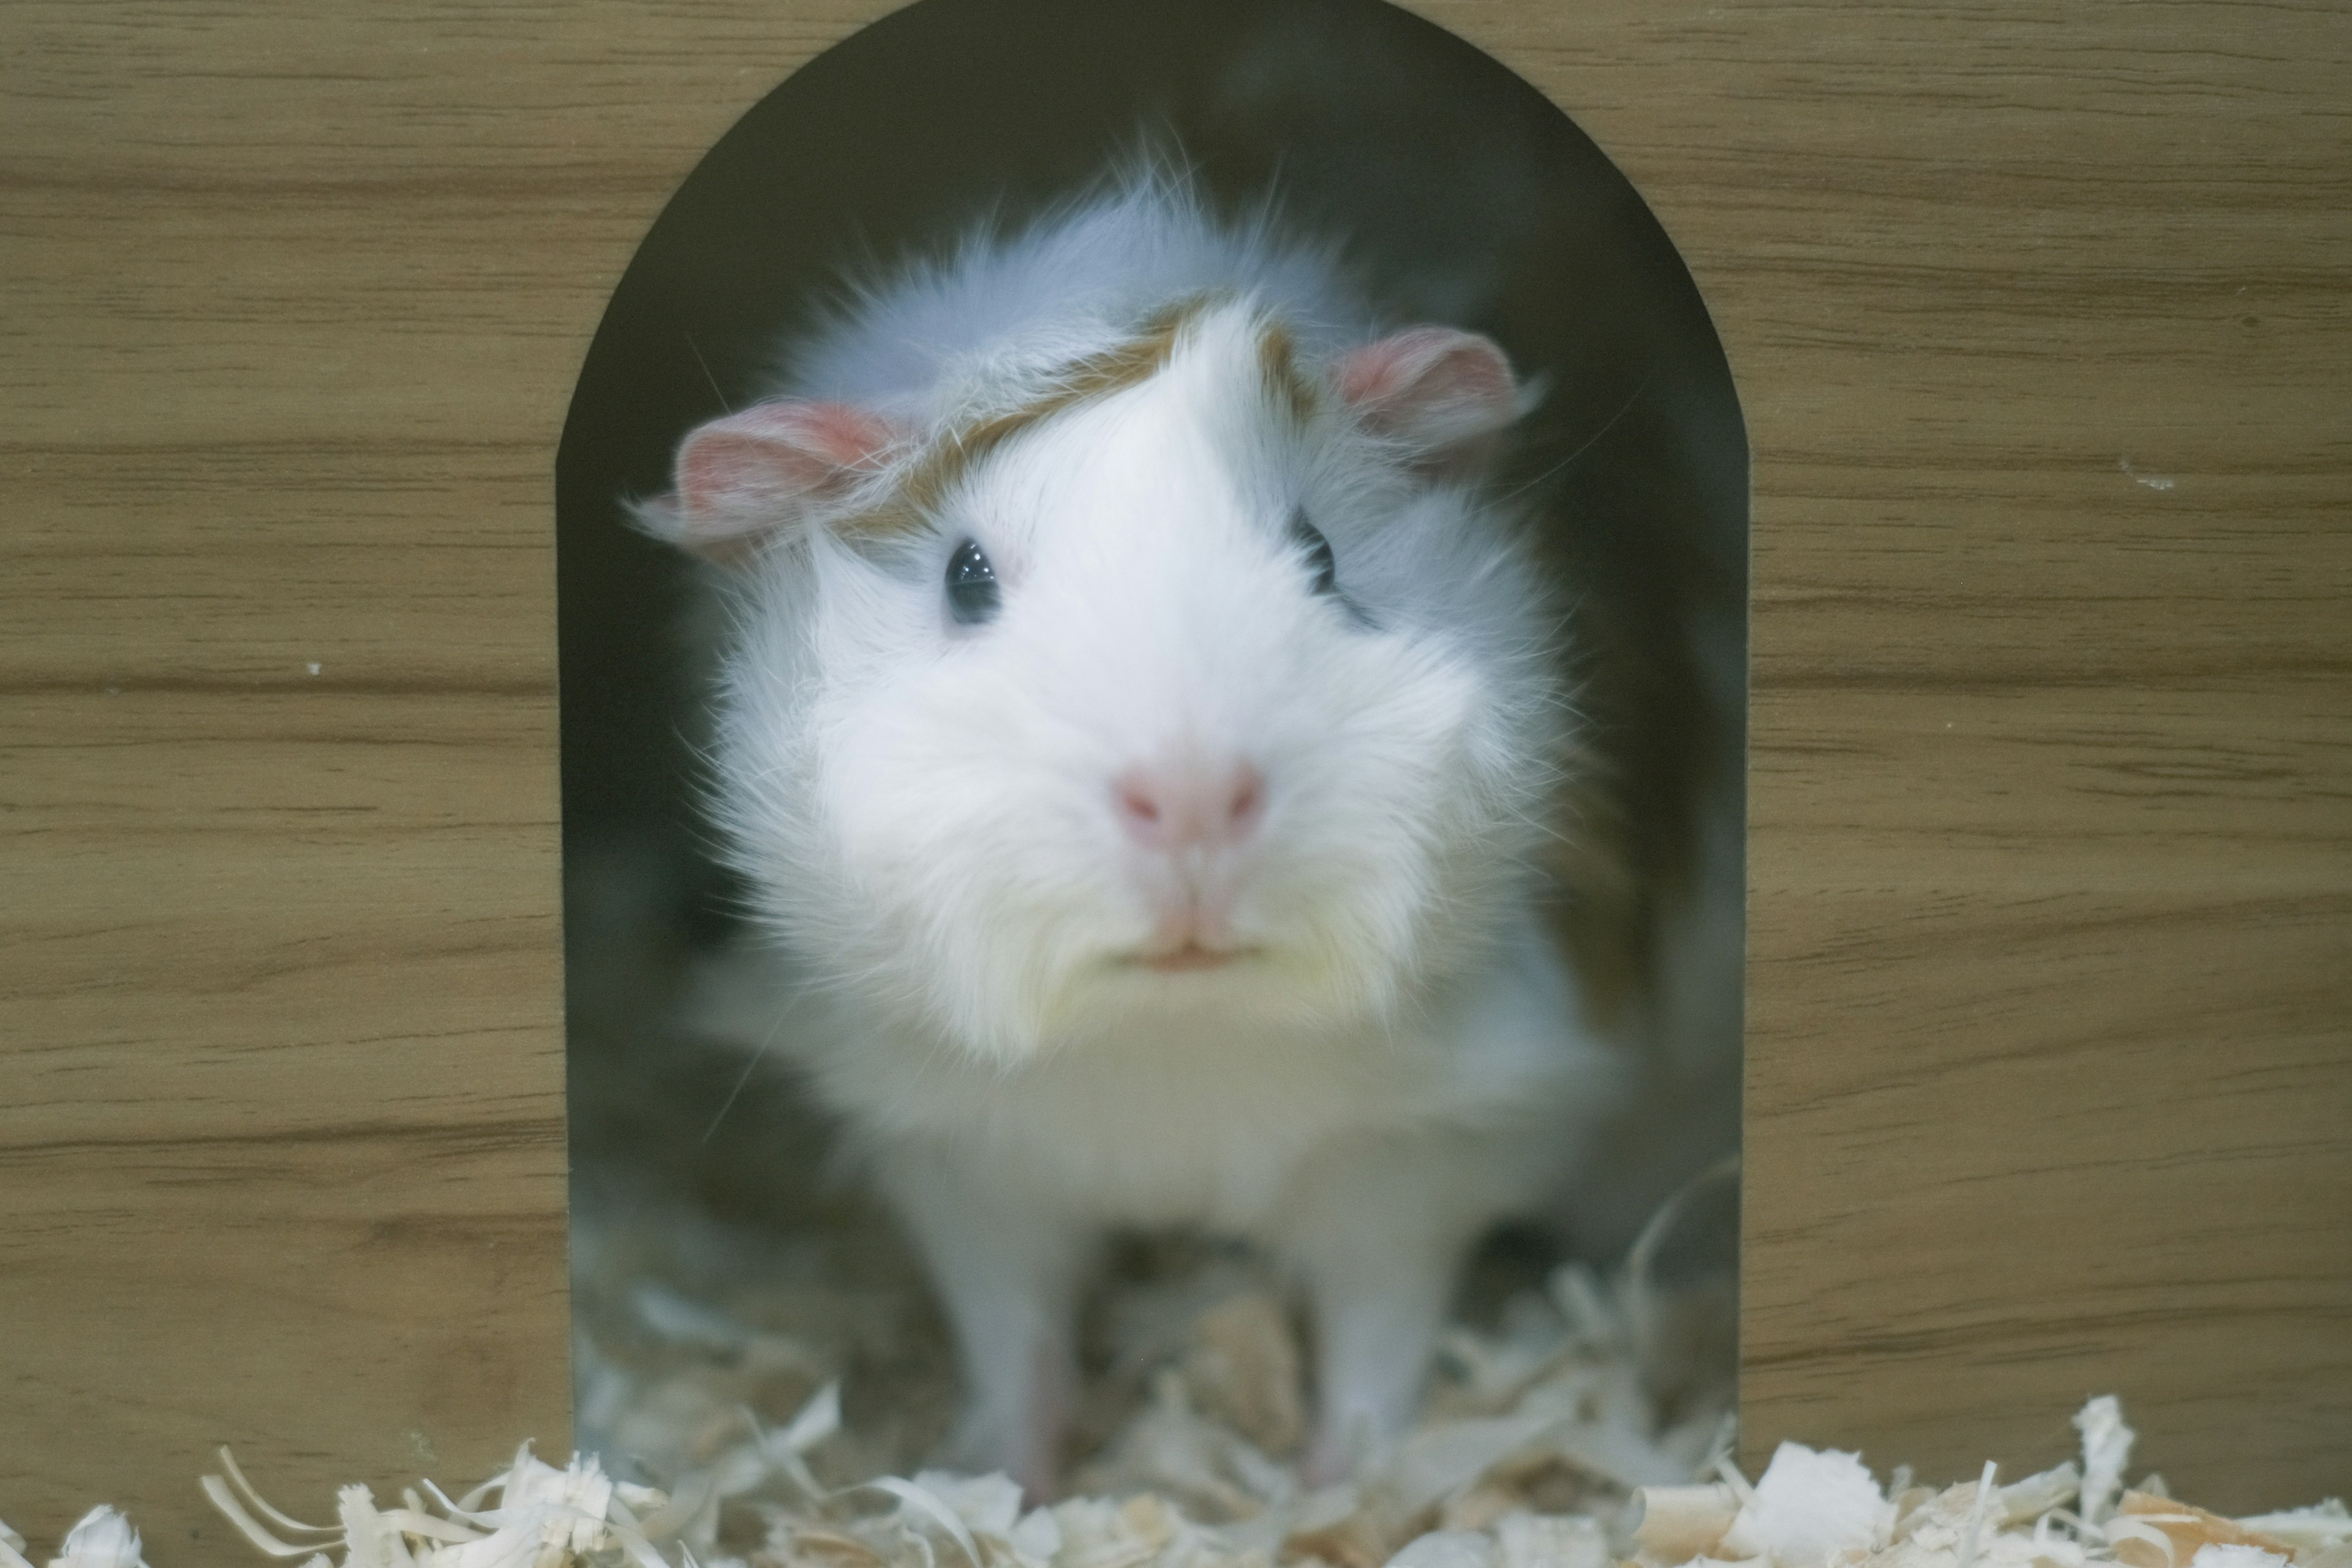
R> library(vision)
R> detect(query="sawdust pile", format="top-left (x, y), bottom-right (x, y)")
top-left (15, 1378), bottom-right (2348, 1568)
top-left (8, 1196), bottom-right (2345, 1568)
top-left (553, 1176), bottom-right (1737, 1565)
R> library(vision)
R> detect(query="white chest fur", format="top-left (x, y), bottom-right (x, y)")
top-left (714, 910), bottom-right (1623, 1237)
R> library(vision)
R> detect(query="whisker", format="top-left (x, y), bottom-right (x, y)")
top-left (686, 334), bottom-right (734, 413)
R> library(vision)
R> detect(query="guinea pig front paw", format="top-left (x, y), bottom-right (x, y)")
top-left (1298, 1411), bottom-right (1378, 1491)
top-left (937, 1356), bottom-right (1075, 1503)
top-left (939, 1408), bottom-right (1065, 1504)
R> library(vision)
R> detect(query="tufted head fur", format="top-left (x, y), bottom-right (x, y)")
top-left (638, 176), bottom-right (1574, 1065)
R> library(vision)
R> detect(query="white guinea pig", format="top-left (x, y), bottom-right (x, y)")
top-left (638, 169), bottom-right (1656, 1494)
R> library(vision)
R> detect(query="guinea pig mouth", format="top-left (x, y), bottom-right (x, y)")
top-left (1121, 942), bottom-right (1259, 974)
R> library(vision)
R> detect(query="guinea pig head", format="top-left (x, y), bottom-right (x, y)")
top-left (652, 303), bottom-right (1564, 1061)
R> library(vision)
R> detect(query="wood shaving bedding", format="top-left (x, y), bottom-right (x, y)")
top-left (9, 1387), bottom-right (2340, 1568)
top-left (7, 1223), bottom-right (2341, 1568)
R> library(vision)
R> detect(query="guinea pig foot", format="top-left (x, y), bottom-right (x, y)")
top-left (938, 1408), bottom-right (1066, 1504)
top-left (937, 1343), bottom-right (1075, 1502)
top-left (1298, 1409), bottom-right (1381, 1491)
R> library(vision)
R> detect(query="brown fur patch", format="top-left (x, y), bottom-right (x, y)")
top-left (826, 499), bottom-right (924, 541)
top-left (1257, 323), bottom-right (1319, 424)
top-left (872, 298), bottom-right (1219, 528)
top-left (1537, 762), bottom-right (1651, 1030)
top-left (1531, 590), bottom-right (1725, 1033)
top-left (838, 296), bottom-right (1328, 538)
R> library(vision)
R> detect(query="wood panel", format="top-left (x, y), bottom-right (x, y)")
top-left (1413, 0), bottom-right (2352, 1509)
top-left (2, 0), bottom-right (2346, 1553)
top-left (0, 3), bottom-right (876, 1555)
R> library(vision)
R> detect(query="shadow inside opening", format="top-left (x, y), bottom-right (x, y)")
top-left (556, 0), bottom-right (1747, 1525)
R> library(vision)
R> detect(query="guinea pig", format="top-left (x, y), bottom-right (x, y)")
top-left (634, 167), bottom-right (1692, 1495)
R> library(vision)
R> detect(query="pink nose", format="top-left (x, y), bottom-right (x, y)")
top-left (1112, 758), bottom-right (1267, 851)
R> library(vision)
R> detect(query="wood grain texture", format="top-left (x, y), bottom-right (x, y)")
top-left (0, 2), bottom-right (875, 1555)
top-left (2, 0), bottom-right (2346, 1550)
top-left (1410, 0), bottom-right (2352, 1507)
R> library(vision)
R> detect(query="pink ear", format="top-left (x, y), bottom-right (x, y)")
top-left (1335, 329), bottom-right (1521, 454)
top-left (641, 400), bottom-right (900, 562)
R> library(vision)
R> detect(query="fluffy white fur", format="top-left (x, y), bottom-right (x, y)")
top-left (654, 172), bottom-right (1632, 1493)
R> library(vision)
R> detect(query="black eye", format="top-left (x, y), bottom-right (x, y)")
top-left (1289, 507), bottom-right (1339, 598)
top-left (944, 537), bottom-right (1001, 625)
